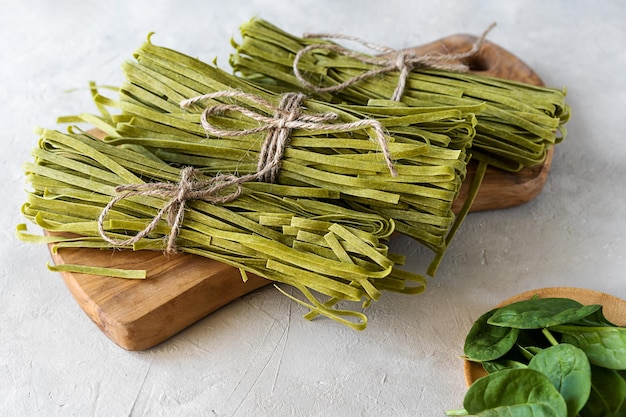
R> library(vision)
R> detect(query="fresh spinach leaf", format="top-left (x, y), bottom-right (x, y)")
top-left (463, 368), bottom-right (567, 417)
top-left (580, 365), bottom-right (626, 417)
top-left (552, 325), bottom-right (626, 369)
top-left (482, 359), bottom-right (527, 374)
top-left (528, 344), bottom-right (591, 417)
top-left (574, 307), bottom-right (618, 327)
top-left (453, 297), bottom-right (626, 417)
top-left (487, 298), bottom-right (601, 329)
top-left (518, 344), bottom-right (543, 361)
top-left (464, 309), bottom-right (520, 362)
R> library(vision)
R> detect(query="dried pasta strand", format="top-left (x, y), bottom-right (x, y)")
top-left (230, 18), bottom-right (569, 172)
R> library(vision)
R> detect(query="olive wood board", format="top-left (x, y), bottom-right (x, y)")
top-left (47, 34), bottom-right (555, 350)
top-left (463, 287), bottom-right (626, 386)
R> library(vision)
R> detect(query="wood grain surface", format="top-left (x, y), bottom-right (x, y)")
top-left (48, 34), bottom-right (555, 350)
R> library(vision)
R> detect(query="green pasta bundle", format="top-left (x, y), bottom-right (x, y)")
top-left (18, 35), bottom-right (489, 328)
top-left (82, 37), bottom-right (482, 271)
top-left (20, 128), bottom-right (425, 329)
top-left (25, 23), bottom-right (574, 329)
top-left (230, 18), bottom-right (570, 172)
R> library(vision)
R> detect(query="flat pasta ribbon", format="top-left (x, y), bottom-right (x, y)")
top-left (293, 24), bottom-right (496, 101)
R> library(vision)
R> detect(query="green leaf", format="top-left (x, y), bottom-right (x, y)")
top-left (518, 345), bottom-right (543, 361)
top-left (574, 307), bottom-right (619, 327)
top-left (580, 365), bottom-right (626, 417)
top-left (464, 309), bottom-right (520, 362)
top-left (553, 325), bottom-right (626, 369)
top-left (528, 344), bottom-right (591, 417)
top-left (463, 368), bottom-right (567, 417)
top-left (482, 359), bottom-right (527, 374)
top-left (487, 298), bottom-right (601, 329)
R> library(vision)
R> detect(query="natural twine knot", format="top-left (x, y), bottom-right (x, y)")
top-left (180, 91), bottom-right (396, 178)
top-left (97, 167), bottom-right (243, 253)
top-left (293, 23), bottom-right (496, 102)
top-left (98, 91), bottom-right (397, 253)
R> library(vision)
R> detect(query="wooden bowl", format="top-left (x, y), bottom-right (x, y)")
top-left (463, 287), bottom-right (626, 386)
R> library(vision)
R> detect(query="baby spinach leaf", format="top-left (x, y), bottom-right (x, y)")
top-left (580, 365), bottom-right (626, 417)
top-left (518, 345), bottom-right (543, 361)
top-left (553, 325), bottom-right (626, 369)
top-left (482, 359), bottom-right (527, 374)
top-left (464, 309), bottom-right (520, 362)
top-left (487, 298), bottom-right (601, 329)
top-left (574, 307), bottom-right (618, 327)
top-left (463, 368), bottom-right (567, 417)
top-left (528, 344), bottom-right (591, 417)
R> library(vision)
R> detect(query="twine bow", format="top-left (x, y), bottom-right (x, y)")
top-left (98, 91), bottom-right (396, 253)
top-left (293, 23), bottom-right (496, 102)
top-left (97, 167), bottom-right (242, 253)
top-left (179, 91), bottom-right (396, 177)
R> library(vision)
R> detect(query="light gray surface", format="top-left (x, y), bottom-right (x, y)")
top-left (2, 1), bottom-right (625, 415)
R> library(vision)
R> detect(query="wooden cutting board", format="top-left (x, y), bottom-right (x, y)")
top-left (47, 34), bottom-right (554, 350)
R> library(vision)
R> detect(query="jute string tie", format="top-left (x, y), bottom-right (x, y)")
top-left (98, 91), bottom-right (396, 253)
top-left (97, 167), bottom-right (243, 253)
top-left (293, 23), bottom-right (496, 102)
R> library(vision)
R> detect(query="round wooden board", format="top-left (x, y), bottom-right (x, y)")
top-left (49, 34), bottom-right (557, 350)
top-left (463, 287), bottom-right (626, 386)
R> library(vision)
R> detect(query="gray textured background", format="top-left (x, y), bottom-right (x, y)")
top-left (2, 1), bottom-right (625, 415)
